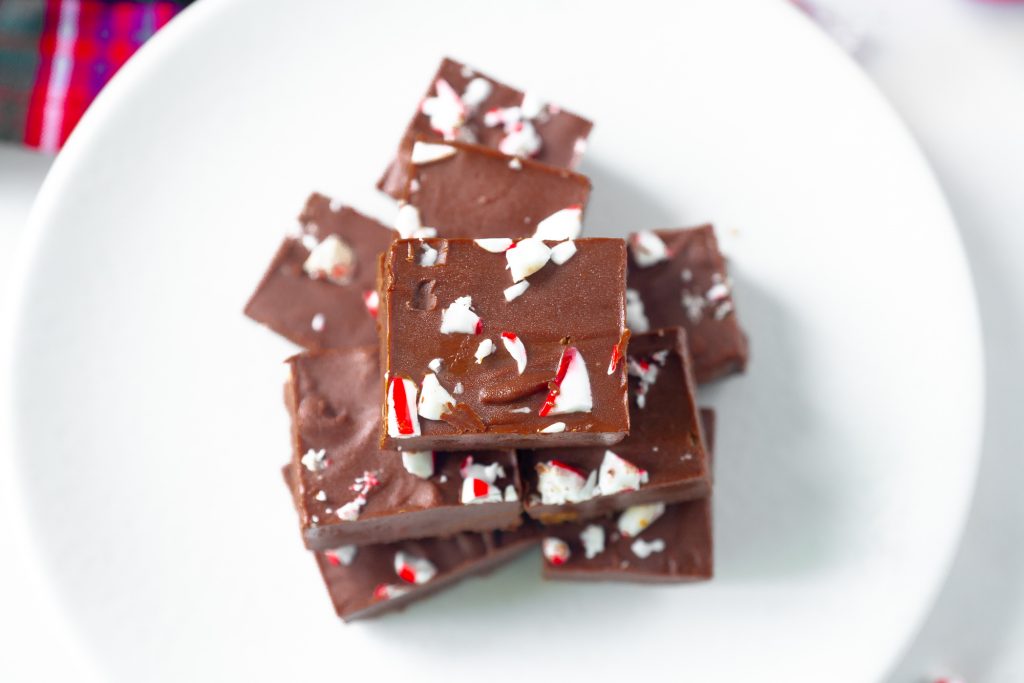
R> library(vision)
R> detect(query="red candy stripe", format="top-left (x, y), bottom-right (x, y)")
top-left (391, 377), bottom-right (415, 435)
top-left (539, 347), bottom-right (576, 417)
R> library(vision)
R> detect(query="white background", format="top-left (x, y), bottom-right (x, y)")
top-left (1, 0), bottom-right (1022, 680)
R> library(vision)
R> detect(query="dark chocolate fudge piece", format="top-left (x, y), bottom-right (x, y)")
top-left (244, 193), bottom-right (395, 349)
top-left (626, 226), bottom-right (749, 383)
top-left (287, 347), bottom-right (523, 549)
top-left (379, 237), bottom-right (630, 451)
top-left (378, 57), bottom-right (593, 198)
top-left (394, 139), bottom-right (591, 240)
top-left (541, 409), bottom-right (715, 582)
top-left (520, 328), bottom-right (710, 524)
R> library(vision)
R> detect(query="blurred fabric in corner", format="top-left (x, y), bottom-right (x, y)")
top-left (0, 0), bottom-right (191, 152)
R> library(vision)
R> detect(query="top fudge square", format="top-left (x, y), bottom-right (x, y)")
top-left (378, 57), bottom-right (593, 198)
top-left (379, 237), bottom-right (630, 451)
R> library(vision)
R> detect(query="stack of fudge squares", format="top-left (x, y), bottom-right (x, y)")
top-left (245, 58), bottom-right (749, 622)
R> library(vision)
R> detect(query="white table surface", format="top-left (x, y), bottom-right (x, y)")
top-left (1, 0), bottom-right (1022, 680)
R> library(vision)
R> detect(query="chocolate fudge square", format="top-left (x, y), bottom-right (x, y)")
top-left (541, 409), bottom-right (715, 582)
top-left (287, 347), bottom-right (523, 550)
top-left (379, 237), bottom-right (631, 451)
top-left (283, 467), bottom-right (539, 622)
top-left (520, 327), bottom-right (710, 524)
top-left (396, 139), bottom-right (591, 240)
top-left (244, 193), bottom-right (395, 350)
top-left (378, 56), bottom-right (593, 198)
top-left (626, 226), bottom-right (749, 383)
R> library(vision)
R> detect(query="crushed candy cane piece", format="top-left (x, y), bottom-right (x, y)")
top-left (453, 382), bottom-right (464, 394)
top-left (630, 231), bottom-right (669, 267)
top-left (440, 295), bottom-right (482, 334)
top-left (461, 477), bottom-right (503, 504)
top-left (310, 313), bottom-right (325, 331)
top-left (459, 455), bottom-right (506, 483)
top-left (627, 352), bottom-right (668, 409)
top-left (630, 538), bottom-right (666, 559)
top-left (501, 332), bottom-right (527, 374)
top-left (508, 157), bottom-right (522, 170)
top-left (539, 422), bottom-right (566, 433)
top-left (706, 281), bottom-right (730, 302)
top-left (542, 537), bottom-right (571, 566)
top-left (401, 450), bottom-right (434, 479)
top-left (536, 460), bottom-right (598, 504)
top-left (394, 203), bottom-right (423, 239)
top-left (387, 376), bottom-right (420, 437)
top-left (608, 343), bottom-right (622, 375)
top-left (626, 289), bottom-right (650, 333)
top-left (549, 239), bottom-right (577, 265)
top-left (362, 290), bottom-right (379, 318)
top-left (503, 280), bottom-right (530, 301)
top-left (504, 485), bottom-right (519, 502)
top-left (714, 300), bottom-right (734, 320)
top-left (682, 291), bottom-right (705, 323)
top-left (411, 141), bottom-right (457, 165)
top-left (324, 545), bottom-right (357, 567)
top-left (474, 338), bottom-right (496, 363)
top-left (580, 524), bottom-right (606, 559)
top-left (617, 503), bottom-right (666, 537)
top-left (373, 583), bottom-right (410, 601)
top-left (506, 238), bottom-right (551, 282)
top-left (418, 373), bottom-right (455, 420)
top-left (335, 471), bottom-right (380, 521)
top-left (314, 490), bottom-right (327, 502)
top-left (461, 77), bottom-right (492, 109)
top-left (597, 450), bottom-right (649, 495)
top-left (539, 346), bottom-right (593, 416)
top-left (303, 234), bottom-right (355, 285)
top-left (533, 205), bottom-right (582, 241)
top-left (474, 237), bottom-right (513, 253)
top-left (301, 448), bottom-right (328, 472)
top-left (394, 551), bottom-right (437, 585)
top-left (428, 357), bottom-right (443, 373)
top-left (499, 120), bottom-right (542, 157)
top-left (420, 78), bottom-right (466, 139)
top-left (418, 242), bottom-right (439, 266)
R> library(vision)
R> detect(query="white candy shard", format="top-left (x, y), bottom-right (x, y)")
top-left (547, 347), bottom-right (593, 415)
top-left (459, 455), bottom-right (506, 483)
top-left (706, 282), bottom-right (730, 302)
top-left (542, 537), bottom-right (571, 566)
top-left (324, 545), bottom-right (357, 566)
top-left (461, 77), bottom-right (493, 109)
top-left (539, 421), bottom-right (566, 433)
top-left (499, 119), bottom-right (543, 158)
top-left (508, 157), bottom-right (523, 170)
top-left (461, 477), bottom-right (504, 504)
top-left (428, 357), bottom-right (443, 373)
top-left (617, 503), bottom-right (666, 538)
top-left (440, 295), bottom-right (482, 335)
top-left (395, 203), bottom-right (423, 239)
top-left (504, 485), bottom-right (519, 502)
top-left (536, 460), bottom-right (598, 505)
top-left (411, 141), bottom-right (457, 165)
top-left (401, 450), bottom-right (434, 479)
top-left (533, 206), bottom-right (583, 241)
top-left (419, 242), bottom-right (439, 266)
top-left (505, 238), bottom-right (551, 282)
top-left (394, 551), bottom-right (438, 585)
top-left (453, 382), bottom-right (464, 394)
top-left (630, 230), bottom-right (670, 267)
top-left (310, 313), bottom-right (325, 331)
top-left (520, 92), bottom-right (545, 119)
top-left (474, 237), bottom-right (513, 253)
top-left (682, 292), bottom-right (705, 323)
top-left (580, 525), bottom-right (606, 560)
top-left (418, 373), bottom-right (455, 420)
top-left (474, 338), bottom-right (496, 363)
top-left (420, 78), bottom-right (466, 139)
top-left (501, 332), bottom-right (527, 374)
top-left (363, 290), bottom-right (379, 317)
top-left (503, 280), bottom-right (530, 301)
top-left (300, 448), bottom-right (328, 472)
top-left (627, 353), bottom-right (667, 410)
top-left (626, 289), bottom-right (650, 333)
top-left (549, 240), bottom-right (577, 265)
top-left (303, 234), bottom-right (355, 285)
top-left (386, 376), bottom-right (421, 437)
top-left (630, 538), bottom-right (666, 559)
top-left (597, 450), bottom-right (649, 495)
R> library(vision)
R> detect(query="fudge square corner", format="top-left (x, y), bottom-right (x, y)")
top-left (379, 237), bottom-right (631, 451)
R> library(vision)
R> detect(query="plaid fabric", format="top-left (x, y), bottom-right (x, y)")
top-left (0, 0), bottom-right (189, 151)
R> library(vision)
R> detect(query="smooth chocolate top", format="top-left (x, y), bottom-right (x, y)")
top-left (378, 57), bottom-right (593, 198)
top-left (287, 347), bottom-right (520, 546)
top-left (379, 238), bottom-right (630, 449)
top-left (244, 193), bottom-right (395, 349)
top-left (402, 140), bottom-right (591, 239)
top-left (521, 328), bottom-right (710, 522)
top-left (626, 226), bottom-right (748, 383)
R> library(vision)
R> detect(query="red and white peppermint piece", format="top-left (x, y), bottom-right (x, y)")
top-left (335, 471), bottom-right (381, 521)
top-left (417, 373), bottom-right (455, 420)
top-left (474, 338), bottom-right (496, 363)
top-left (533, 205), bottom-right (583, 241)
top-left (372, 583), bottom-right (410, 601)
top-left (580, 524), bottom-right (606, 559)
top-left (549, 239), bottom-right (577, 265)
top-left (420, 78), bottom-right (466, 139)
top-left (458, 455), bottom-right (506, 483)
top-left (539, 346), bottom-right (593, 416)
top-left (474, 237), bottom-right (513, 253)
top-left (627, 353), bottom-right (667, 409)
top-left (300, 448), bottom-right (328, 472)
top-left (505, 238), bottom-right (551, 282)
top-left (440, 295), bottom-right (482, 335)
top-left (501, 332), bottom-right (527, 374)
top-left (542, 537), bottom-right (571, 566)
top-left (503, 280), bottom-right (530, 302)
top-left (394, 551), bottom-right (438, 585)
top-left (461, 77), bottom-right (492, 109)
top-left (706, 281), bottom-right (731, 302)
top-left (630, 231), bottom-right (669, 268)
top-left (324, 545), bottom-right (357, 567)
top-left (626, 289), bottom-right (650, 333)
top-left (498, 119), bottom-right (543, 158)
top-left (539, 421), bottom-right (566, 434)
top-left (617, 502), bottom-right (666, 537)
top-left (410, 141), bottom-right (457, 165)
top-left (386, 376), bottom-right (420, 437)
top-left (630, 538), bottom-right (666, 559)
top-left (401, 450), bottom-right (434, 479)
top-left (597, 450), bottom-right (649, 495)
top-left (607, 343), bottom-right (622, 375)
top-left (461, 477), bottom-right (504, 504)
top-left (362, 290), bottom-right (379, 318)
top-left (535, 460), bottom-right (597, 505)
top-left (303, 234), bottom-right (355, 285)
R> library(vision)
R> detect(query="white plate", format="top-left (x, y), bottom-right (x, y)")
top-left (3, 0), bottom-right (983, 680)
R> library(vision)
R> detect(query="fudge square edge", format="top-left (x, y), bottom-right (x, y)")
top-left (379, 237), bottom-right (631, 451)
